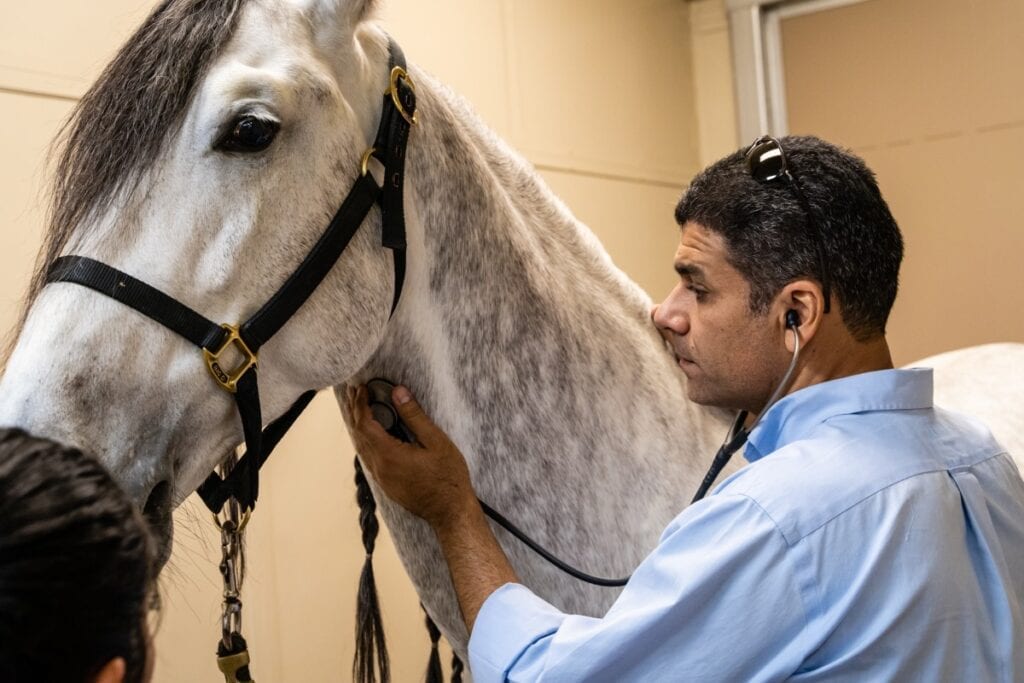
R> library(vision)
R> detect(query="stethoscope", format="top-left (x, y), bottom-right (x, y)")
top-left (363, 310), bottom-right (803, 588)
top-left (690, 309), bottom-right (803, 502)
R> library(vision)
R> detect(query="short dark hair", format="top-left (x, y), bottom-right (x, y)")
top-left (0, 429), bottom-right (155, 683)
top-left (676, 135), bottom-right (903, 340)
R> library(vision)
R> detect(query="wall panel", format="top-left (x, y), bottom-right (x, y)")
top-left (509, 0), bottom-right (699, 184)
top-left (782, 0), bottom-right (1024, 364)
top-left (0, 1), bottom-right (154, 97)
top-left (0, 93), bottom-right (71, 332)
top-left (688, 0), bottom-right (739, 166)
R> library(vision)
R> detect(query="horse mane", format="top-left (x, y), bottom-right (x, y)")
top-left (24, 0), bottom-right (249, 312)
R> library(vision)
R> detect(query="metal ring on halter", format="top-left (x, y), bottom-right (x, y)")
top-left (386, 66), bottom-right (417, 125)
top-left (360, 147), bottom-right (378, 177)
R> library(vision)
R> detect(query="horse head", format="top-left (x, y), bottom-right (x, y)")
top-left (0, 0), bottom-right (399, 563)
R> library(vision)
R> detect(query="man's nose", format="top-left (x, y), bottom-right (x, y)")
top-left (652, 289), bottom-right (689, 338)
top-left (653, 310), bottom-right (674, 346)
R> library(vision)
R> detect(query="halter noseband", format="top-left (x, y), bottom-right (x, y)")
top-left (45, 39), bottom-right (417, 515)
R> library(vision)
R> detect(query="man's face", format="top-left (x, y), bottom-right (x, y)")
top-left (653, 221), bottom-right (786, 413)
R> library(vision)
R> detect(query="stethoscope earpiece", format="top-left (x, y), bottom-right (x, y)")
top-left (785, 309), bottom-right (801, 330)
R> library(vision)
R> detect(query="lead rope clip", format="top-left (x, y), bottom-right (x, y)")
top-left (214, 453), bottom-right (256, 683)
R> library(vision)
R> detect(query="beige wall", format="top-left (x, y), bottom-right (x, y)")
top-left (0, 1), bottom-right (701, 681)
top-left (781, 0), bottom-right (1024, 365)
top-left (688, 0), bottom-right (739, 166)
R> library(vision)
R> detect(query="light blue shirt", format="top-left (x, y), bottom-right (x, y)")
top-left (469, 369), bottom-right (1024, 682)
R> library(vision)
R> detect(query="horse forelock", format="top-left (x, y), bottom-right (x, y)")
top-left (23, 0), bottom-right (251, 317)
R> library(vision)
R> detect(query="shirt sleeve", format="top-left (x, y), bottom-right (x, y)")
top-left (468, 494), bottom-right (811, 682)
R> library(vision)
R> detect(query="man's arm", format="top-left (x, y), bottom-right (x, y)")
top-left (433, 499), bottom-right (518, 630)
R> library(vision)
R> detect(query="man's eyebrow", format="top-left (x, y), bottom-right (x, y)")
top-left (674, 262), bottom-right (705, 279)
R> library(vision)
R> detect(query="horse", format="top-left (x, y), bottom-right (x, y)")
top-left (0, 0), bottom-right (1020, 677)
top-left (915, 343), bottom-right (1024, 454)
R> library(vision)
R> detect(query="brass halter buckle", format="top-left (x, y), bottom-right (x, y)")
top-left (386, 65), bottom-right (417, 126)
top-left (203, 323), bottom-right (258, 394)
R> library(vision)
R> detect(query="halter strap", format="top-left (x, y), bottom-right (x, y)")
top-left (239, 172), bottom-right (382, 350)
top-left (47, 255), bottom-right (225, 349)
top-left (45, 38), bottom-right (417, 514)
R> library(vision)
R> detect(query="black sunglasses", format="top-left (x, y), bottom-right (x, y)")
top-left (745, 136), bottom-right (832, 314)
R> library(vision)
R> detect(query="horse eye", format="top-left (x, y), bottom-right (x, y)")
top-left (218, 116), bottom-right (279, 153)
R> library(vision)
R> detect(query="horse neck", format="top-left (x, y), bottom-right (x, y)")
top-left (359, 73), bottom-right (722, 509)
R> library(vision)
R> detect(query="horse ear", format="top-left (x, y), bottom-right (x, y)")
top-left (336, 0), bottom-right (382, 27)
top-left (307, 0), bottom-right (381, 30)
top-left (347, 0), bottom-right (380, 23)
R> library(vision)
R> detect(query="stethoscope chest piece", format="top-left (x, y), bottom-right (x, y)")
top-left (366, 378), bottom-right (417, 443)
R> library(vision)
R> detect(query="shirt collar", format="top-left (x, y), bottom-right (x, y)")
top-left (744, 368), bottom-right (934, 463)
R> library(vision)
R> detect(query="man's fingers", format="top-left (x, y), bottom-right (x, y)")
top-left (350, 385), bottom-right (395, 457)
top-left (392, 385), bottom-right (445, 449)
top-left (350, 385), bottom-right (373, 433)
top-left (349, 385), bottom-right (369, 423)
top-left (351, 383), bottom-right (432, 475)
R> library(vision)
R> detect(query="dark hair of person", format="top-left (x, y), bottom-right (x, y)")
top-left (0, 428), bottom-right (155, 682)
top-left (676, 135), bottom-right (904, 340)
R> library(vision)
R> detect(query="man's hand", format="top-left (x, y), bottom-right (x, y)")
top-left (347, 384), bottom-right (477, 530)
top-left (348, 383), bottom-right (521, 631)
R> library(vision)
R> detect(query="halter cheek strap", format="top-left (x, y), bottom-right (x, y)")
top-left (45, 39), bottom-right (417, 515)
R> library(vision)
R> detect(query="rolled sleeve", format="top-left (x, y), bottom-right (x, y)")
top-left (469, 583), bottom-right (568, 683)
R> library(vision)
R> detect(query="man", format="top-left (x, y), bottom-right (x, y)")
top-left (349, 136), bottom-right (1024, 681)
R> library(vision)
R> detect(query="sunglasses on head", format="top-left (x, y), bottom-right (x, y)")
top-left (745, 135), bottom-right (832, 315)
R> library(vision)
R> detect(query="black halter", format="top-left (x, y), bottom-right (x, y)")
top-left (45, 39), bottom-right (417, 514)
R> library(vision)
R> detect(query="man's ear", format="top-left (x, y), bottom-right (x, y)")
top-left (93, 658), bottom-right (126, 683)
top-left (776, 279), bottom-right (826, 351)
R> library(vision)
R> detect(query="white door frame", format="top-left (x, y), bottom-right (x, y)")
top-left (725, 0), bottom-right (871, 142)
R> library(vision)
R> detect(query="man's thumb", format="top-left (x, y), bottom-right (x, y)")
top-left (393, 386), bottom-right (437, 444)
